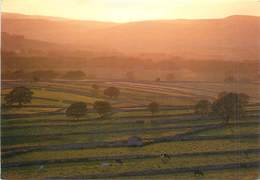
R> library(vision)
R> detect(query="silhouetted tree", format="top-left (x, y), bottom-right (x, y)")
top-left (66, 102), bottom-right (87, 120)
top-left (104, 87), bottom-right (120, 98)
top-left (5, 86), bottom-right (33, 107)
top-left (212, 92), bottom-right (249, 124)
top-left (195, 100), bottom-right (211, 117)
top-left (148, 102), bottom-right (160, 115)
top-left (93, 101), bottom-right (112, 118)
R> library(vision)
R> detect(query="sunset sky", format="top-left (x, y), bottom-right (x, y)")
top-left (2, 0), bottom-right (260, 22)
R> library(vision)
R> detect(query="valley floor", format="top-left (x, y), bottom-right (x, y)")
top-left (1, 80), bottom-right (260, 179)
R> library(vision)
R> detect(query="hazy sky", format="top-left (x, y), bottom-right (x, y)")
top-left (2, 0), bottom-right (260, 22)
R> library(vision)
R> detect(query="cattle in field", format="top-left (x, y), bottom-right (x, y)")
top-left (100, 162), bottom-right (111, 167)
top-left (160, 153), bottom-right (171, 163)
top-left (38, 165), bottom-right (44, 171)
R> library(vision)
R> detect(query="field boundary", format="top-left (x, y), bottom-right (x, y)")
top-left (46, 161), bottom-right (260, 179)
top-left (3, 148), bottom-right (260, 169)
top-left (3, 122), bottom-right (259, 139)
top-left (3, 134), bottom-right (260, 158)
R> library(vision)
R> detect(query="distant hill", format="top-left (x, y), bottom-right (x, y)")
top-left (2, 32), bottom-right (60, 53)
top-left (2, 13), bottom-right (260, 61)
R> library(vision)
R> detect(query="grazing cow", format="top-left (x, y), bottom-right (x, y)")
top-left (194, 170), bottom-right (204, 176)
top-left (160, 153), bottom-right (171, 159)
top-left (100, 162), bottom-right (111, 167)
top-left (38, 165), bottom-right (44, 171)
top-left (160, 153), bottom-right (171, 163)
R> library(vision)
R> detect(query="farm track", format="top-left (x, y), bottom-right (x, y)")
top-left (2, 123), bottom-right (225, 152)
top-left (2, 123), bottom-right (222, 139)
top-left (3, 122), bottom-right (259, 139)
top-left (47, 161), bottom-right (260, 179)
top-left (3, 133), bottom-right (260, 159)
top-left (3, 148), bottom-right (260, 169)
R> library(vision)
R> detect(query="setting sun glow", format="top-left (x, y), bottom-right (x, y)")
top-left (2, 0), bottom-right (260, 22)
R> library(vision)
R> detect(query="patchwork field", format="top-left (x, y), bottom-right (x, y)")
top-left (1, 80), bottom-right (260, 179)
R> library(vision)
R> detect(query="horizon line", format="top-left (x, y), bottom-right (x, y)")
top-left (2, 11), bottom-right (260, 23)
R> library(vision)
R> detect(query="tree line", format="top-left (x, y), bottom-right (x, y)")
top-left (4, 86), bottom-right (250, 125)
top-left (195, 92), bottom-right (249, 124)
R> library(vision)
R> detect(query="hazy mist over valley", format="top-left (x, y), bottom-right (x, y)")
top-left (2, 13), bottom-right (260, 82)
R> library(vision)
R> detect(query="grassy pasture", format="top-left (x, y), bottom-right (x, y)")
top-left (193, 124), bottom-right (260, 136)
top-left (1, 80), bottom-right (260, 179)
top-left (2, 107), bottom-right (61, 114)
top-left (32, 89), bottom-right (102, 104)
top-left (2, 153), bottom-right (259, 179)
top-left (140, 168), bottom-right (259, 180)
top-left (4, 138), bottom-right (259, 163)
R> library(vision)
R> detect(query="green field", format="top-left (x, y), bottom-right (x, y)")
top-left (1, 80), bottom-right (260, 179)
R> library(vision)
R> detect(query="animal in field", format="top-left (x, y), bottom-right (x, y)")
top-left (100, 162), bottom-right (111, 167)
top-left (160, 153), bottom-right (171, 163)
top-left (160, 153), bottom-right (171, 159)
top-left (194, 169), bottom-right (204, 176)
top-left (38, 165), bottom-right (44, 171)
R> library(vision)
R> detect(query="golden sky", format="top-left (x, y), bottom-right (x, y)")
top-left (2, 0), bottom-right (260, 22)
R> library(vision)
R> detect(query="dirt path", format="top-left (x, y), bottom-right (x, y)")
top-left (3, 133), bottom-right (260, 159)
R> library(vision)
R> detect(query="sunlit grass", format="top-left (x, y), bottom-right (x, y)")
top-left (3, 152), bottom-right (259, 179)
top-left (2, 81), bottom-right (260, 179)
top-left (194, 124), bottom-right (260, 136)
top-left (4, 138), bottom-right (259, 163)
top-left (32, 89), bottom-right (102, 104)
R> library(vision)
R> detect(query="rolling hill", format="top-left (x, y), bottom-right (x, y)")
top-left (2, 13), bottom-right (260, 61)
